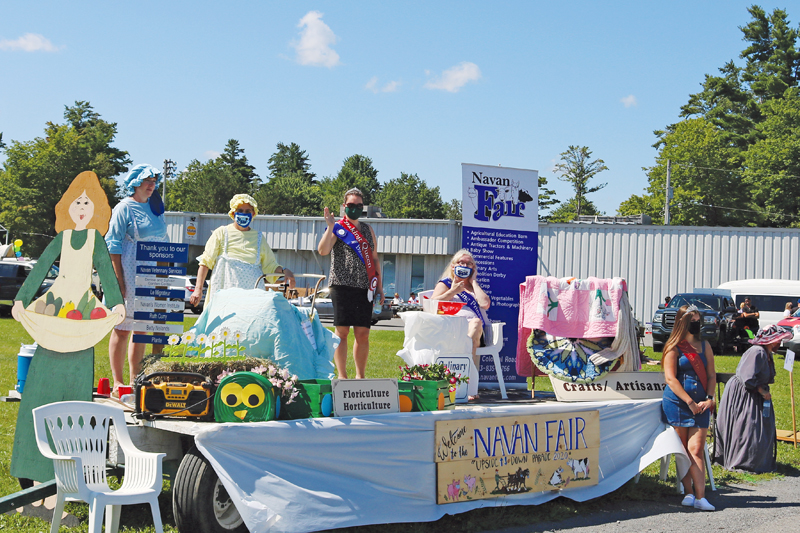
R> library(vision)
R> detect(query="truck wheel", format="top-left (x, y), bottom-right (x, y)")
top-left (653, 342), bottom-right (664, 353)
top-left (173, 446), bottom-right (247, 533)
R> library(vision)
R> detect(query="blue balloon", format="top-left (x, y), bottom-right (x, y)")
top-left (321, 394), bottom-right (333, 417)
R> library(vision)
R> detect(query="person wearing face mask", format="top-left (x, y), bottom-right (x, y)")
top-left (105, 164), bottom-right (169, 395)
top-left (192, 194), bottom-right (294, 310)
top-left (714, 324), bottom-right (792, 473)
top-left (318, 188), bottom-right (384, 379)
top-left (661, 305), bottom-right (717, 511)
top-left (431, 249), bottom-right (492, 400)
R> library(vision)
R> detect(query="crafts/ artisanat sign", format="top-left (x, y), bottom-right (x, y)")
top-left (435, 411), bottom-right (599, 504)
top-left (461, 163), bottom-right (538, 387)
top-left (549, 372), bottom-right (666, 402)
top-left (331, 379), bottom-right (399, 416)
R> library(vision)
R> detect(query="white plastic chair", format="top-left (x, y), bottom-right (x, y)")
top-left (33, 401), bottom-right (165, 533)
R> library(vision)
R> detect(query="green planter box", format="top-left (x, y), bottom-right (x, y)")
top-left (410, 379), bottom-right (454, 412)
top-left (280, 379), bottom-right (333, 420)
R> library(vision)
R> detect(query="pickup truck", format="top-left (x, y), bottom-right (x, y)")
top-left (651, 292), bottom-right (737, 353)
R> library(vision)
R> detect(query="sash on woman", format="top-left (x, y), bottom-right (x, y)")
top-left (333, 218), bottom-right (378, 302)
top-left (439, 277), bottom-right (493, 345)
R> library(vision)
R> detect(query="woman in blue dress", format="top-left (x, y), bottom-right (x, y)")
top-left (662, 305), bottom-right (717, 511)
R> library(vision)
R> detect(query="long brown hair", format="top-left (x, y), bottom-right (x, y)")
top-left (54, 171), bottom-right (112, 234)
top-left (663, 305), bottom-right (699, 356)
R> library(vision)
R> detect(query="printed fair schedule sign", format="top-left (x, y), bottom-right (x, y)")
top-left (435, 411), bottom-right (599, 504)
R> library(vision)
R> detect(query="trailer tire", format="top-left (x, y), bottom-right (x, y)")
top-left (173, 446), bottom-right (247, 533)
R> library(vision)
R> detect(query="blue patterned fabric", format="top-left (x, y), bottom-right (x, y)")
top-left (528, 329), bottom-right (613, 383)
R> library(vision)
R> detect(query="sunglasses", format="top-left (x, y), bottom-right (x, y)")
top-left (345, 203), bottom-right (364, 209)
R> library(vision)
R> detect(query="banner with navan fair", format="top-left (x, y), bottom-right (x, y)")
top-left (462, 163), bottom-right (538, 386)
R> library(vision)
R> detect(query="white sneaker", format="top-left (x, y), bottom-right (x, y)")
top-left (694, 497), bottom-right (715, 511)
top-left (681, 494), bottom-right (695, 507)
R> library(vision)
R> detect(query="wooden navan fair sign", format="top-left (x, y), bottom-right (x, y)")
top-left (435, 411), bottom-right (599, 504)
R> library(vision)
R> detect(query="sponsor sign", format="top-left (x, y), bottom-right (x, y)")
top-left (131, 322), bottom-right (185, 334)
top-left (132, 334), bottom-right (170, 345)
top-left (331, 379), bottom-right (399, 416)
top-left (135, 288), bottom-right (184, 299)
top-left (136, 265), bottom-right (187, 276)
top-left (435, 411), bottom-right (599, 504)
top-left (135, 275), bottom-right (179, 288)
top-left (134, 299), bottom-right (185, 312)
top-left (136, 242), bottom-right (189, 263)
top-left (133, 311), bottom-right (185, 322)
top-left (549, 372), bottom-right (667, 402)
top-left (462, 163), bottom-right (538, 386)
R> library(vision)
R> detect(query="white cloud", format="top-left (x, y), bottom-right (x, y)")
top-left (424, 62), bottom-right (481, 93)
top-left (0, 33), bottom-right (61, 52)
top-left (292, 11), bottom-right (340, 68)
top-left (366, 77), bottom-right (400, 93)
top-left (204, 150), bottom-right (221, 160)
top-left (621, 94), bottom-right (638, 108)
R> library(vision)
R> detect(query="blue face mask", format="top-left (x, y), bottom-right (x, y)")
top-left (234, 212), bottom-right (253, 228)
top-left (454, 265), bottom-right (473, 279)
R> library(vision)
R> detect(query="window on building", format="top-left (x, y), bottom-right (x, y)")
top-left (411, 256), bottom-right (425, 294)
top-left (382, 254), bottom-right (396, 296)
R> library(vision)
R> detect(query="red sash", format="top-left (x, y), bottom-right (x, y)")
top-left (677, 341), bottom-right (708, 396)
top-left (337, 218), bottom-right (378, 301)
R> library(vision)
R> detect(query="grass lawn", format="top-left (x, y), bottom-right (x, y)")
top-left (0, 319), bottom-right (798, 532)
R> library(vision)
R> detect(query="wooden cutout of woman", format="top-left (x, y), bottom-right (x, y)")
top-left (10, 171), bottom-right (125, 483)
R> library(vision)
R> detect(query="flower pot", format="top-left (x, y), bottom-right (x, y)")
top-left (410, 379), bottom-right (454, 412)
top-left (280, 379), bottom-right (333, 419)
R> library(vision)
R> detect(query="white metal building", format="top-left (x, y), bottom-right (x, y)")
top-left (165, 212), bottom-right (800, 323)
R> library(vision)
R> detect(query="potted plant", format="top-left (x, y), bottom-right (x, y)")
top-left (398, 363), bottom-right (468, 411)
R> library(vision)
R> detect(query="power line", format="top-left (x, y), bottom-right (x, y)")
top-left (671, 161), bottom-right (800, 181)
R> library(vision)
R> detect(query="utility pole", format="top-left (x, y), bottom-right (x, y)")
top-left (163, 159), bottom-right (177, 211)
top-left (664, 159), bottom-right (672, 225)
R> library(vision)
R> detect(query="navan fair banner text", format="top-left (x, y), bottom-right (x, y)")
top-left (462, 163), bottom-right (538, 386)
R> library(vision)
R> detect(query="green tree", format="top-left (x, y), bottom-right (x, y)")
top-left (537, 175), bottom-right (560, 221)
top-left (378, 173), bottom-right (445, 219)
top-left (742, 88), bottom-right (800, 226)
top-left (255, 173), bottom-right (322, 216)
top-left (547, 198), bottom-right (602, 223)
top-left (318, 154), bottom-right (381, 211)
top-left (267, 142), bottom-right (315, 183)
top-left (553, 146), bottom-right (607, 219)
top-left (0, 102), bottom-right (130, 256)
top-left (740, 6), bottom-right (800, 102)
top-left (443, 198), bottom-right (462, 220)
top-left (0, 133), bottom-right (6, 150)
top-left (219, 139), bottom-right (258, 185)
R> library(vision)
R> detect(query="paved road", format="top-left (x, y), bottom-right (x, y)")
top-left (489, 476), bottom-right (800, 533)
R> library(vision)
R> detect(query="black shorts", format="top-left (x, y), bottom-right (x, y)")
top-left (330, 285), bottom-right (372, 329)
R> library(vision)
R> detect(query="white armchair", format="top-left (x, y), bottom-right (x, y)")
top-left (33, 401), bottom-right (165, 533)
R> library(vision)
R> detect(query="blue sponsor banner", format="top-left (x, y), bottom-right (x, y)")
top-left (462, 163), bottom-right (538, 386)
top-left (137, 265), bottom-right (187, 276)
top-left (135, 287), bottom-right (185, 299)
top-left (136, 241), bottom-right (189, 263)
top-left (133, 311), bottom-right (185, 322)
top-left (133, 334), bottom-right (170, 345)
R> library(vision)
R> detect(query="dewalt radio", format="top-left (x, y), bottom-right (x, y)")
top-left (134, 372), bottom-right (215, 421)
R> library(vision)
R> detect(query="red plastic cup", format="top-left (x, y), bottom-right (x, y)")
top-left (118, 385), bottom-right (132, 396)
top-left (97, 378), bottom-right (111, 397)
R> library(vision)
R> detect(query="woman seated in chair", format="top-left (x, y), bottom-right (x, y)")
top-left (432, 249), bottom-right (491, 400)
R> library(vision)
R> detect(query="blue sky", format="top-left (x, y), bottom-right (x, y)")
top-left (0, 1), bottom-right (780, 215)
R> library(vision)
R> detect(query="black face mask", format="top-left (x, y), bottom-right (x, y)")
top-left (688, 321), bottom-right (702, 335)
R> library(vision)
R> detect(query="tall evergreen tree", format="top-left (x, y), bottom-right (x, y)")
top-left (267, 142), bottom-right (315, 183)
top-left (553, 146), bottom-right (607, 219)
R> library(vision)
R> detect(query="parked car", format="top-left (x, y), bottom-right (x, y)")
top-left (291, 287), bottom-right (393, 325)
top-left (717, 279), bottom-right (800, 330)
top-left (651, 291), bottom-right (737, 353)
top-left (169, 275), bottom-right (208, 314)
top-left (0, 259), bottom-right (57, 316)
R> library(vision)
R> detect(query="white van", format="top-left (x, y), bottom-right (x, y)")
top-left (716, 279), bottom-right (800, 329)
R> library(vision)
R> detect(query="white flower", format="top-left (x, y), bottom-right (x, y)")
top-left (233, 330), bottom-right (244, 341)
top-left (220, 327), bottom-right (231, 340)
top-left (196, 333), bottom-right (208, 345)
top-left (208, 332), bottom-right (218, 344)
top-left (168, 334), bottom-right (180, 345)
top-left (269, 378), bottom-right (281, 388)
top-left (252, 365), bottom-right (268, 375)
top-left (281, 368), bottom-right (290, 380)
top-left (181, 331), bottom-right (195, 344)
top-left (268, 366), bottom-right (277, 377)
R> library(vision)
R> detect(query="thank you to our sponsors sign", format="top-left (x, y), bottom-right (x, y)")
top-left (132, 241), bottom-right (186, 346)
top-left (462, 163), bottom-right (538, 386)
top-left (435, 411), bottom-right (599, 504)
top-left (550, 372), bottom-right (667, 402)
top-left (331, 378), bottom-right (399, 416)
